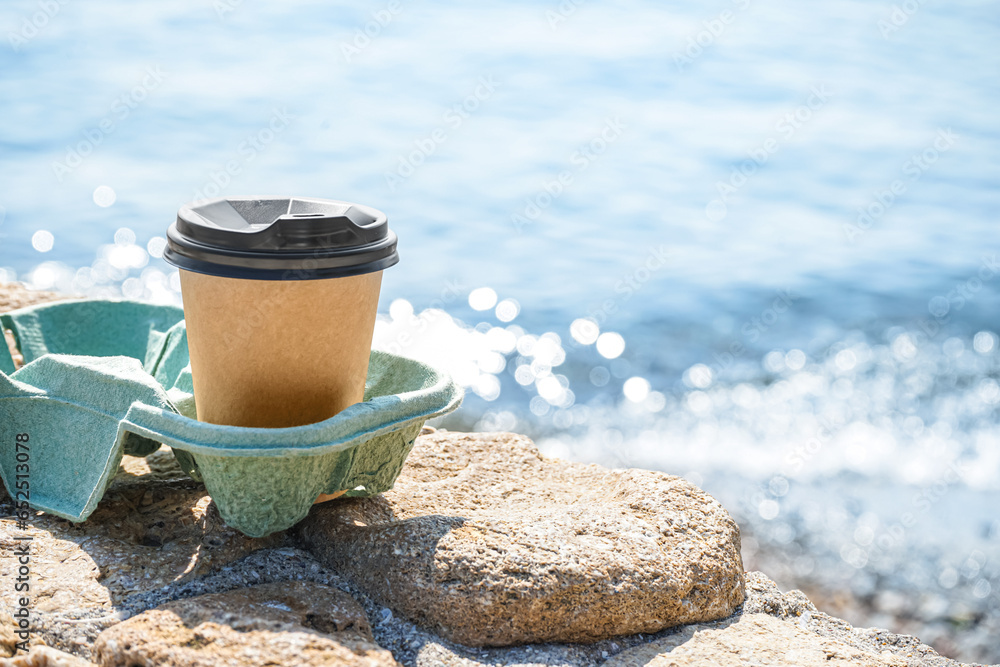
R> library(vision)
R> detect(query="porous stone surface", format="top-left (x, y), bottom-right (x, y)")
top-left (603, 572), bottom-right (981, 667)
top-left (0, 448), bottom-right (982, 666)
top-left (740, 573), bottom-right (979, 667)
top-left (93, 581), bottom-right (398, 667)
top-left (298, 431), bottom-right (746, 646)
top-left (604, 614), bottom-right (908, 666)
top-left (0, 284), bottom-right (70, 315)
top-left (355, 570), bottom-right (986, 667)
top-left (0, 448), bottom-right (287, 658)
top-left (0, 645), bottom-right (96, 666)
top-left (1, 615), bottom-right (16, 658)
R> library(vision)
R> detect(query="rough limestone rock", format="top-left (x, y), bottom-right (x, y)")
top-left (738, 572), bottom-right (972, 667)
top-left (0, 448), bottom-right (287, 658)
top-left (601, 572), bottom-right (974, 667)
top-left (298, 431), bottom-right (746, 647)
top-left (359, 570), bottom-right (981, 667)
top-left (0, 646), bottom-right (96, 667)
top-left (0, 615), bottom-right (18, 658)
top-left (604, 613), bottom-right (908, 666)
top-left (93, 581), bottom-right (398, 667)
top-left (0, 285), bottom-right (70, 315)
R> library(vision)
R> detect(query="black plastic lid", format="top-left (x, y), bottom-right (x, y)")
top-left (163, 197), bottom-right (398, 280)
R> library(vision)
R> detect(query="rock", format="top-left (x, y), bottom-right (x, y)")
top-left (0, 283), bottom-right (72, 315)
top-left (603, 573), bottom-right (975, 667)
top-left (363, 571), bottom-right (977, 667)
top-left (0, 646), bottom-right (96, 667)
top-left (0, 447), bottom-right (288, 658)
top-left (298, 431), bottom-right (745, 647)
top-left (93, 581), bottom-right (398, 667)
top-left (1, 614), bottom-right (19, 658)
top-left (738, 573), bottom-right (975, 667)
top-left (604, 613), bottom-right (908, 666)
top-left (0, 435), bottom-right (979, 667)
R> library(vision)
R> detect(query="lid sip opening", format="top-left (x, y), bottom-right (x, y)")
top-left (163, 196), bottom-right (398, 280)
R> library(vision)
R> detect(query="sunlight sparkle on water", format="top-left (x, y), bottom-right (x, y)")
top-left (29, 262), bottom-right (61, 289)
top-left (973, 331), bottom-right (996, 355)
top-left (93, 186), bottom-right (116, 207)
top-left (485, 327), bottom-right (517, 354)
top-left (107, 243), bottom-right (148, 270)
top-left (764, 350), bottom-right (785, 373)
top-left (570, 318), bottom-right (600, 345)
top-left (31, 230), bottom-right (54, 252)
top-left (469, 287), bottom-right (497, 311)
top-left (114, 228), bottom-right (136, 245)
top-left (835, 349), bottom-right (857, 372)
top-left (785, 349), bottom-right (807, 370)
top-left (495, 298), bottom-right (519, 322)
top-left (474, 374), bottom-right (501, 401)
top-left (590, 366), bottom-right (610, 386)
top-left (684, 363), bottom-right (713, 389)
top-left (595, 332), bottom-right (625, 359)
top-left (623, 376), bottom-right (650, 402)
top-left (758, 499), bottom-right (780, 520)
top-left (147, 236), bottom-right (167, 259)
top-left (389, 298), bottom-right (414, 321)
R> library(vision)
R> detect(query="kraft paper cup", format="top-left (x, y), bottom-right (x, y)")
top-left (164, 197), bottom-right (399, 502)
top-left (178, 269), bottom-right (383, 428)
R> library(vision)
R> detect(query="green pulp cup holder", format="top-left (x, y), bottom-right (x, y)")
top-left (0, 299), bottom-right (463, 537)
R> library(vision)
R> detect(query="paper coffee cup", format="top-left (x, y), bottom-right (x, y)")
top-left (163, 197), bottom-right (398, 429)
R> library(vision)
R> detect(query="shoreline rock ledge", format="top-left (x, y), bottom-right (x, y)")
top-left (298, 431), bottom-right (746, 647)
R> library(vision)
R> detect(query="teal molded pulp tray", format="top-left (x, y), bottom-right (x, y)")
top-left (0, 299), bottom-right (463, 537)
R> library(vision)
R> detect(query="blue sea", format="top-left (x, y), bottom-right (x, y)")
top-left (2, 0), bottom-right (999, 660)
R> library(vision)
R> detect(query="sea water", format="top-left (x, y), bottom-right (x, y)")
top-left (1, 0), bottom-right (998, 660)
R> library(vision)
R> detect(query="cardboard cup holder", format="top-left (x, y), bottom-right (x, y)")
top-left (0, 299), bottom-right (463, 537)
